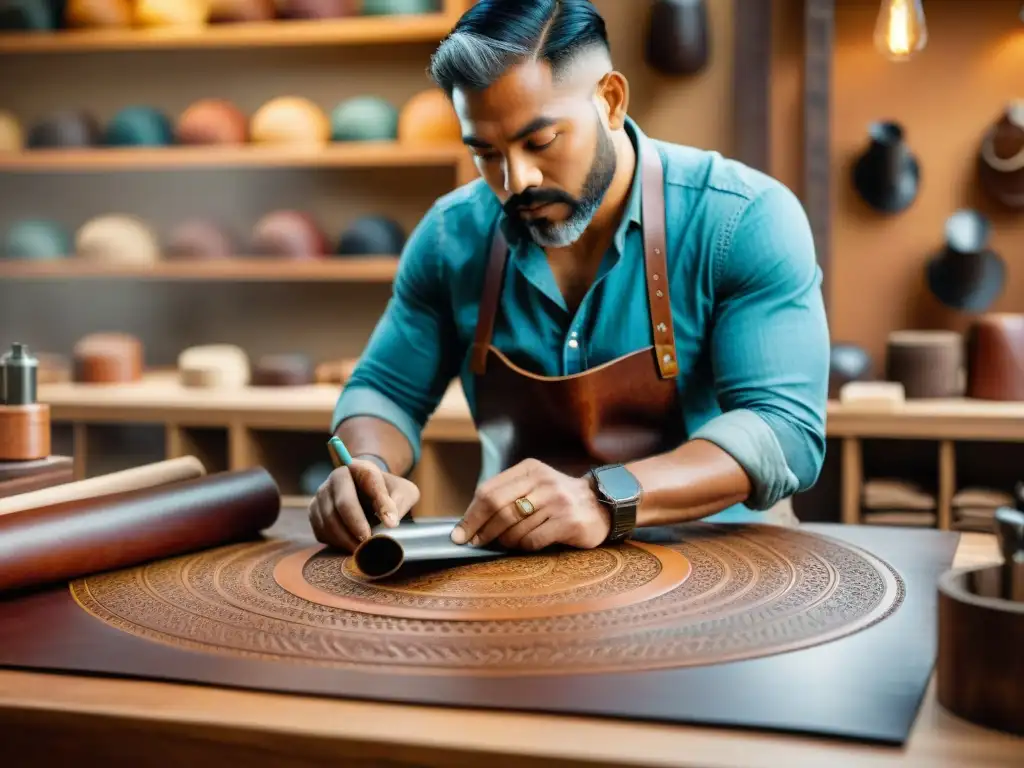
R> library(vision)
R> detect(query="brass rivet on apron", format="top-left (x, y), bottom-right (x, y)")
top-left (657, 322), bottom-right (667, 333)
top-left (653, 273), bottom-right (660, 281)
top-left (655, 248), bottom-right (661, 255)
top-left (656, 290), bottom-right (664, 298)
top-left (663, 354), bottom-right (673, 363)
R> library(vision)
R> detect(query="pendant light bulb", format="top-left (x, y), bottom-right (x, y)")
top-left (874, 0), bottom-right (928, 61)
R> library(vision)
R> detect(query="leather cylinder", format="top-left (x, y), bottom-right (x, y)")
top-left (73, 333), bottom-right (144, 383)
top-left (966, 313), bottom-right (1024, 401)
top-left (0, 404), bottom-right (50, 461)
top-left (252, 353), bottom-right (314, 386)
top-left (336, 215), bottom-right (406, 256)
top-left (644, 0), bottom-right (711, 76)
top-left (0, 467), bottom-right (281, 595)
top-left (885, 330), bottom-right (964, 399)
top-left (178, 344), bottom-right (250, 389)
top-left (104, 106), bottom-right (174, 147)
top-left (133, 0), bottom-right (209, 27)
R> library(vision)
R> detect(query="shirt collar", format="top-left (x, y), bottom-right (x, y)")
top-left (499, 115), bottom-right (646, 255)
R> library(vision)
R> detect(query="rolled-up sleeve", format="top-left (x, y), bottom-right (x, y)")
top-left (331, 203), bottom-right (461, 464)
top-left (691, 182), bottom-right (830, 510)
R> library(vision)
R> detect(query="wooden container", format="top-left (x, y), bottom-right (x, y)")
top-left (885, 330), bottom-right (964, 399)
top-left (966, 313), bottom-right (1024, 401)
top-left (0, 404), bottom-right (51, 461)
top-left (73, 333), bottom-right (144, 384)
top-left (937, 564), bottom-right (1024, 735)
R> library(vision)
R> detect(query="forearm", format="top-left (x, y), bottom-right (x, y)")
top-left (625, 439), bottom-right (752, 526)
top-left (334, 416), bottom-right (415, 477)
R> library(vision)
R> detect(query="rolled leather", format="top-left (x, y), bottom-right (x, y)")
top-left (353, 518), bottom-right (504, 580)
top-left (0, 467), bottom-right (281, 594)
top-left (0, 455), bottom-right (206, 516)
top-left (966, 313), bottom-right (1024, 401)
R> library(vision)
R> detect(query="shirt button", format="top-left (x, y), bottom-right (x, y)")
top-left (568, 339), bottom-right (579, 349)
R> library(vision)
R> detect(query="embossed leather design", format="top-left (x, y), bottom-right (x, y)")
top-left (0, 467), bottom-right (280, 594)
top-left (966, 313), bottom-right (1024, 401)
top-left (469, 135), bottom-right (685, 476)
top-left (0, 520), bottom-right (959, 745)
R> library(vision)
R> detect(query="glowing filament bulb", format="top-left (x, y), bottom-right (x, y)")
top-left (874, 0), bottom-right (928, 61)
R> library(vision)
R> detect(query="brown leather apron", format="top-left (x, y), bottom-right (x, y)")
top-left (469, 136), bottom-right (686, 478)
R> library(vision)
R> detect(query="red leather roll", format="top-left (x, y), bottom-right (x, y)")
top-left (0, 467), bottom-right (281, 594)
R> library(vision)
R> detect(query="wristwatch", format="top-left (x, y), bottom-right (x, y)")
top-left (589, 463), bottom-right (642, 544)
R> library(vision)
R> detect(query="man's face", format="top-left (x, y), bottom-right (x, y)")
top-left (452, 60), bottom-right (618, 248)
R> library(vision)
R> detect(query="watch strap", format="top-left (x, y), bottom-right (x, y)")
top-left (590, 463), bottom-right (641, 544)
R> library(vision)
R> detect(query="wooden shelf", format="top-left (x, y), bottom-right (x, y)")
top-left (0, 13), bottom-right (457, 54)
top-left (0, 143), bottom-right (466, 173)
top-left (0, 256), bottom-right (400, 282)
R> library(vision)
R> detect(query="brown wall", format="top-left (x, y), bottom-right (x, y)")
top-left (0, 0), bottom-right (738, 367)
top-left (830, 0), bottom-right (1024, 367)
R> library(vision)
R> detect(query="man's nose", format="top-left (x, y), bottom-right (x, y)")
top-left (503, 154), bottom-right (542, 196)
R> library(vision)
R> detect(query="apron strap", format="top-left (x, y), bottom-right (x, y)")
top-left (470, 224), bottom-right (509, 375)
top-left (470, 134), bottom-right (678, 379)
top-left (639, 136), bottom-right (678, 379)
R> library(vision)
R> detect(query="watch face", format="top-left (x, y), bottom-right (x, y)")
top-left (597, 464), bottom-right (641, 503)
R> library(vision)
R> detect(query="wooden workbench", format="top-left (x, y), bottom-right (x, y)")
top-left (0, 527), bottom-right (1018, 768)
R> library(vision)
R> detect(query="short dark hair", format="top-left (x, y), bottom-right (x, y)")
top-left (428, 0), bottom-right (610, 97)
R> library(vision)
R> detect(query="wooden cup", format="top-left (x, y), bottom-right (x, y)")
top-left (0, 404), bottom-right (51, 461)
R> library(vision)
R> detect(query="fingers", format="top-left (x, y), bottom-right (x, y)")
top-left (349, 460), bottom-right (400, 527)
top-left (384, 474), bottom-right (421, 521)
top-left (472, 483), bottom-right (559, 547)
top-left (308, 492), bottom-right (360, 552)
top-left (518, 516), bottom-right (572, 552)
top-left (452, 460), bottom-right (541, 545)
top-left (496, 504), bottom-right (551, 550)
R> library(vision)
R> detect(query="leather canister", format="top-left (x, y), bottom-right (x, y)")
top-left (26, 110), bottom-right (101, 149)
top-left (178, 344), bottom-right (250, 389)
top-left (251, 353), bottom-right (314, 386)
top-left (966, 314), bottom-right (1024, 401)
top-left (65, 0), bottom-right (133, 28)
top-left (0, 404), bottom-right (50, 461)
top-left (75, 214), bottom-right (160, 265)
top-left (208, 0), bottom-right (275, 22)
top-left (73, 332), bottom-right (144, 383)
top-left (165, 218), bottom-right (236, 260)
top-left (885, 330), bottom-right (964, 399)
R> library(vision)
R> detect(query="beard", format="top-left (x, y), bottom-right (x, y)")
top-left (502, 115), bottom-right (617, 248)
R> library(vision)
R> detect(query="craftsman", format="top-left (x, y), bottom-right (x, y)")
top-left (309, 0), bottom-right (830, 554)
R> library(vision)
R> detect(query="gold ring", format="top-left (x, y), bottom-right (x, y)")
top-left (514, 496), bottom-right (536, 517)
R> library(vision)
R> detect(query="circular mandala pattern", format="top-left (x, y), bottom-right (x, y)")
top-left (275, 540), bottom-right (692, 620)
top-left (69, 524), bottom-right (905, 676)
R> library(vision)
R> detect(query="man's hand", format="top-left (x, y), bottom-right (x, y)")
top-left (308, 459), bottom-right (420, 552)
top-left (450, 458), bottom-right (611, 551)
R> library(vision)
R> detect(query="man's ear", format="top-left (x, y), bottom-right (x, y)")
top-left (596, 71), bottom-right (629, 130)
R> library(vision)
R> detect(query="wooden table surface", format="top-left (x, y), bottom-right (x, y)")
top-left (0, 530), bottom-right (1019, 768)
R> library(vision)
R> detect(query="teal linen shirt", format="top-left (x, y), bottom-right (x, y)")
top-left (333, 118), bottom-right (830, 520)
